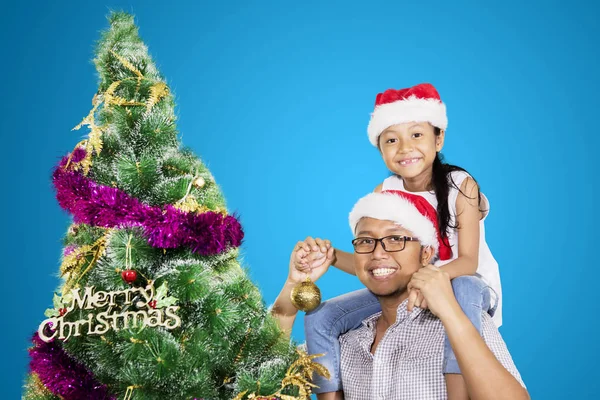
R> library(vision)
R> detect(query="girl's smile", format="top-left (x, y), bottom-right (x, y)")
top-left (397, 157), bottom-right (423, 167)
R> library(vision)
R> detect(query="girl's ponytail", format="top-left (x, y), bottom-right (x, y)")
top-left (431, 127), bottom-right (483, 245)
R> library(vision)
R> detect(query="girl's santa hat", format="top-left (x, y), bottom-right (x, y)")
top-left (349, 190), bottom-right (452, 261)
top-left (367, 83), bottom-right (448, 146)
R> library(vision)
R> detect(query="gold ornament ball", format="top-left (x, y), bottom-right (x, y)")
top-left (193, 177), bottom-right (206, 189)
top-left (290, 279), bottom-right (321, 312)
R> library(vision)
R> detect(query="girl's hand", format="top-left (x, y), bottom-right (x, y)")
top-left (293, 237), bottom-right (332, 272)
top-left (408, 264), bottom-right (438, 311)
top-left (407, 265), bottom-right (458, 319)
top-left (407, 288), bottom-right (428, 312)
top-left (289, 237), bottom-right (334, 284)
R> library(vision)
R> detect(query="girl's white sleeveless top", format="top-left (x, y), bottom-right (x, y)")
top-left (382, 171), bottom-right (502, 327)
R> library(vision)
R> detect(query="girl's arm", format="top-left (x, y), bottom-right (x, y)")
top-left (438, 177), bottom-right (481, 279)
top-left (330, 249), bottom-right (356, 275)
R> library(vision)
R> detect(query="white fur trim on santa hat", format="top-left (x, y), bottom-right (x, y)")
top-left (367, 96), bottom-right (448, 146)
top-left (349, 192), bottom-right (439, 254)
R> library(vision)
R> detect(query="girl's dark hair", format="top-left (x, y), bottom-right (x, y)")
top-left (431, 127), bottom-right (484, 245)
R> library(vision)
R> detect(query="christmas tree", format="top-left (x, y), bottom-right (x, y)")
top-left (23, 12), bottom-right (326, 400)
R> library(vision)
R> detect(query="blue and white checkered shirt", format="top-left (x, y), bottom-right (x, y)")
top-left (339, 299), bottom-right (525, 400)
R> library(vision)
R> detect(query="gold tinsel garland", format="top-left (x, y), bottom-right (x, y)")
top-left (68, 49), bottom-right (170, 176)
top-left (60, 229), bottom-right (112, 294)
top-left (146, 81), bottom-right (170, 113)
top-left (69, 92), bottom-right (104, 175)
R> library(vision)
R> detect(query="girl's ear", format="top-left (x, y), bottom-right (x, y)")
top-left (436, 129), bottom-right (445, 152)
top-left (420, 246), bottom-right (435, 266)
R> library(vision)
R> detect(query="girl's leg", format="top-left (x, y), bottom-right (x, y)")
top-left (304, 288), bottom-right (381, 394)
top-left (443, 275), bottom-right (492, 374)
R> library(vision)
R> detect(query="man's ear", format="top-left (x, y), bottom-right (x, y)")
top-left (420, 246), bottom-right (435, 266)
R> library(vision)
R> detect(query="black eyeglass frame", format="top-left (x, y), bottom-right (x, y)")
top-left (351, 235), bottom-right (420, 254)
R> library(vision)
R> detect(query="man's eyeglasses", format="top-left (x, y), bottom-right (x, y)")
top-left (351, 235), bottom-right (420, 254)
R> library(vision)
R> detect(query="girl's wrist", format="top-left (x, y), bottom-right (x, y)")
top-left (331, 248), bottom-right (339, 266)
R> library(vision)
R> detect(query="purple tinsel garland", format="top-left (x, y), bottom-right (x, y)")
top-left (53, 150), bottom-right (244, 255)
top-left (29, 333), bottom-right (115, 400)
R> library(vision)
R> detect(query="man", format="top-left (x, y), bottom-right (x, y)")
top-left (271, 190), bottom-right (528, 400)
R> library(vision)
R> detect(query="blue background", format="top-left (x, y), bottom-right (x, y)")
top-left (3, 1), bottom-right (598, 398)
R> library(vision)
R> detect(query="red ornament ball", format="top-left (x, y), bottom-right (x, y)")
top-left (121, 270), bottom-right (137, 283)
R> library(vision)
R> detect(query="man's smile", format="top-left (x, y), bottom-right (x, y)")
top-left (368, 266), bottom-right (399, 280)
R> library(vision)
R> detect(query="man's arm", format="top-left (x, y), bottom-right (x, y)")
top-left (441, 305), bottom-right (528, 400)
top-left (271, 280), bottom-right (300, 336)
top-left (409, 266), bottom-right (529, 400)
top-left (270, 241), bottom-right (335, 336)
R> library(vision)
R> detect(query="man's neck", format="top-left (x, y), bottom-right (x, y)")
top-left (370, 291), bottom-right (410, 355)
top-left (377, 291), bottom-right (409, 328)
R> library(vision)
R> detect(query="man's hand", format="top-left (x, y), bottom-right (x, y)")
top-left (407, 265), bottom-right (459, 319)
top-left (288, 237), bottom-right (334, 284)
top-left (272, 238), bottom-right (332, 335)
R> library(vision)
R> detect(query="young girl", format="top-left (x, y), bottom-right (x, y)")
top-left (296, 83), bottom-right (502, 399)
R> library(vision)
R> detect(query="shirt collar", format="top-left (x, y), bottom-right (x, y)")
top-left (362, 298), bottom-right (425, 330)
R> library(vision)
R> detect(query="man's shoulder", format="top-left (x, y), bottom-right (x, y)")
top-left (480, 312), bottom-right (505, 342)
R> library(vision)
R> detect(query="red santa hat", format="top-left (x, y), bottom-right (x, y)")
top-left (349, 190), bottom-right (452, 261)
top-left (367, 83), bottom-right (448, 147)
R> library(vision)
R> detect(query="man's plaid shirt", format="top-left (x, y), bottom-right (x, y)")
top-left (339, 300), bottom-right (525, 400)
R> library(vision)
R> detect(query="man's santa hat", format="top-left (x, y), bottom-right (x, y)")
top-left (349, 190), bottom-right (452, 261)
top-left (367, 83), bottom-right (447, 147)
